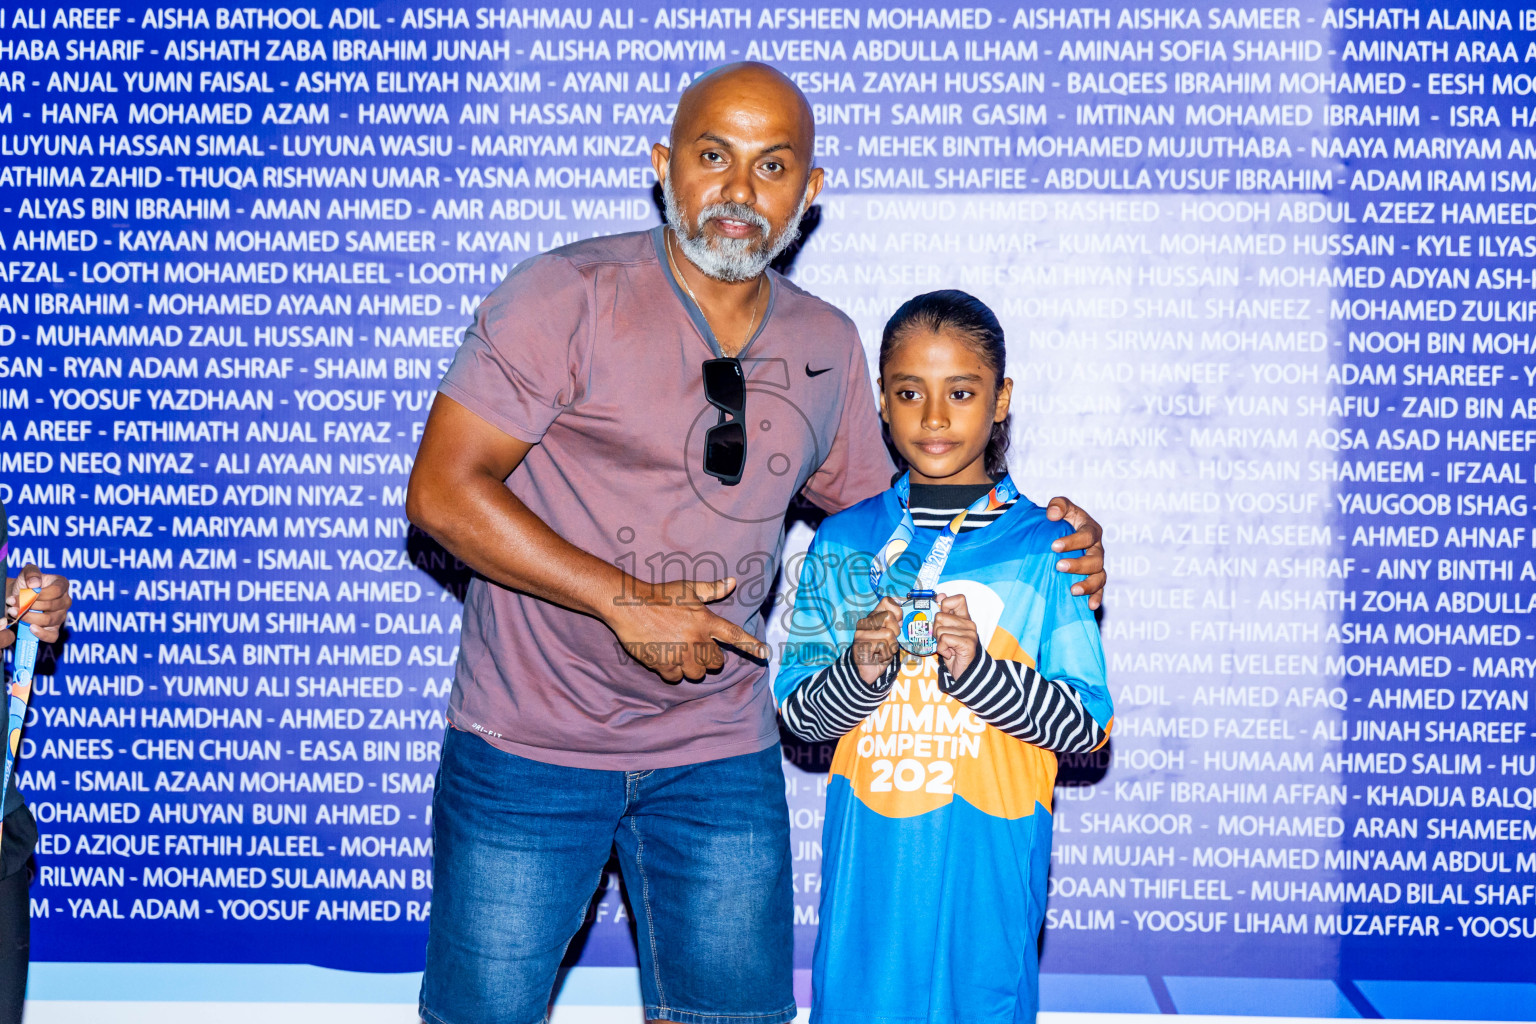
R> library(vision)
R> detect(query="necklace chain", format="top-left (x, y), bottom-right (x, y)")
top-left (667, 229), bottom-right (763, 356)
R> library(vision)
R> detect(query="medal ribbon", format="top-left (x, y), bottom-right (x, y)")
top-left (868, 472), bottom-right (1018, 594)
top-left (1, 591), bottom-right (41, 845)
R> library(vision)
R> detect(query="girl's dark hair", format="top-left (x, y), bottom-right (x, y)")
top-left (879, 289), bottom-right (1010, 480)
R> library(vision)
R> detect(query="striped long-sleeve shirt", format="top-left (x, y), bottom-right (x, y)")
top-left (781, 639), bottom-right (1107, 753)
top-left (780, 488), bottom-right (1107, 753)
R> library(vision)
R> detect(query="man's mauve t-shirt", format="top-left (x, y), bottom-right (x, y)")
top-left (438, 227), bottom-right (894, 769)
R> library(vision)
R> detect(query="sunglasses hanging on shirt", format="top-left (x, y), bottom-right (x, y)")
top-left (702, 357), bottom-right (746, 486)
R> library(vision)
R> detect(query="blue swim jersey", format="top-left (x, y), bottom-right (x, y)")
top-left (775, 486), bottom-right (1112, 1024)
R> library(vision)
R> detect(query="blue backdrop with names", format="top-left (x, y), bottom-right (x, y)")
top-left (1, 0), bottom-right (1533, 1017)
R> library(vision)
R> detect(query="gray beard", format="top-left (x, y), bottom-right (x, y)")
top-left (662, 175), bottom-right (808, 283)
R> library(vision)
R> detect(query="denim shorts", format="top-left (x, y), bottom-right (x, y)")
top-left (420, 728), bottom-right (796, 1024)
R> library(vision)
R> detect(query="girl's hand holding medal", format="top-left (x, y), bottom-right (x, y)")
top-left (931, 593), bottom-right (980, 682)
top-left (852, 593), bottom-right (980, 685)
top-left (2, 566), bottom-right (69, 651)
top-left (851, 596), bottom-right (903, 685)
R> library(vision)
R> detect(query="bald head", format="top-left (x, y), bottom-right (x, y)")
top-left (671, 62), bottom-right (816, 163)
top-left (651, 62), bottom-right (824, 282)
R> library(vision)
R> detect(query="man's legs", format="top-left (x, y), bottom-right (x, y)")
top-left (0, 862), bottom-right (27, 1024)
top-left (613, 745), bottom-right (796, 1024)
top-left (420, 728), bottom-right (624, 1024)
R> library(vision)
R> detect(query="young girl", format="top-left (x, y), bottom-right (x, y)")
top-left (775, 290), bottom-right (1113, 1024)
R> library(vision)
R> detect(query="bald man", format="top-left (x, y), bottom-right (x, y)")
top-left (407, 64), bottom-right (1105, 1024)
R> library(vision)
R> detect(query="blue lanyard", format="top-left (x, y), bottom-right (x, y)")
top-left (868, 473), bottom-right (1019, 594)
top-left (3, 594), bottom-right (40, 815)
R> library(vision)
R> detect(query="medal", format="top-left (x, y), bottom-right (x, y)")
top-left (898, 589), bottom-right (939, 656)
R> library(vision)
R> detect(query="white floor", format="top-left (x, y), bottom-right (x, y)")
top-left (28, 1009), bottom-right (1524, 1024)
top-left (26, 1004), bottom-right (425, 1024)
top-left (24, 1006), bottom-right (647, 1024)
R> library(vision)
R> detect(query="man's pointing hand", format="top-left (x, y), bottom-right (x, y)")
top-left (608, 576), bottom-right (770, 683)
